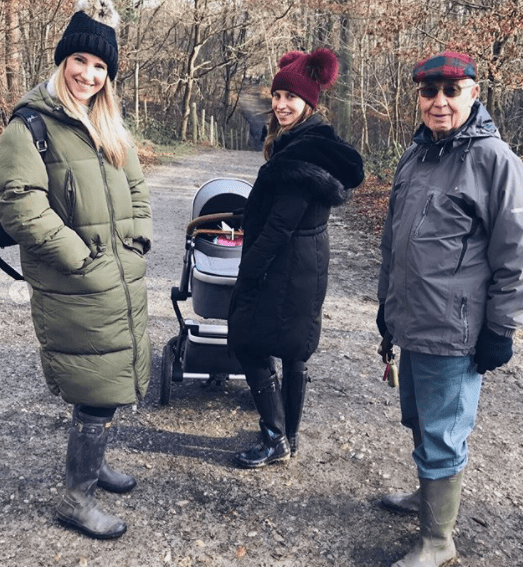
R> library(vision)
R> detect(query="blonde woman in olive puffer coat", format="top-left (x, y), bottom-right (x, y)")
top-left (0, 0), bottom-right (151, 540)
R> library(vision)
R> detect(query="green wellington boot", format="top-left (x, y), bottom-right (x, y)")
top-left (392, 470), bottom-right (464, 567)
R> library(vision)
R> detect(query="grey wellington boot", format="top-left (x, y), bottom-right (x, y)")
top-left (69, 407), bottom-right (136, 494)
top-left (56, 409), bottom-right (127, 539)
top-left (382, 427), bottom-right (423, 514)
top-left (392, 470), bottom-right (464, 567)
top-left (281, 368), bottom-right (309, 457)
top-left (98, 460), bottom-right (137, 493)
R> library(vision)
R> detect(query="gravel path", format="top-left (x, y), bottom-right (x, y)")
top-left (0, 148), bottom-right (522, 567)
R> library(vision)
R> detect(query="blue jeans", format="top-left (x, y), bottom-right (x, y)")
top-left (399, 349), bottom-right (482, 480)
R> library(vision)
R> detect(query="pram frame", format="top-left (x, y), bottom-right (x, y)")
top-left (160, 197), bottom-right (248, 405)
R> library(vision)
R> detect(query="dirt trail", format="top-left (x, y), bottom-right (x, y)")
top-left (0, 148), bottom-right (522, 567)
top-left (238, 86), bottom-right (271, 151)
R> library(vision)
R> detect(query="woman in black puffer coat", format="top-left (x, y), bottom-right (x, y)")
top-left (228, 48), bottom-right (364, 468)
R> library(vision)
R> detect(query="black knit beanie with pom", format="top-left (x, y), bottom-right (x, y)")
top-left (55, 0), bottom-right (120, 81)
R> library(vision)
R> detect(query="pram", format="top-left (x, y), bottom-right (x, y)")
top-left (160, 177), bottom-right (252, 405)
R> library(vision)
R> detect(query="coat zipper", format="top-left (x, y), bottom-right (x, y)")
top-left (413, 194), bottom-right (433, 237)
top-left (460, 297), bottom-right (469, 344)
top-left (98, 150), bottom-right (140, 397)
top-left (65, 168), bottom-right (76, 227)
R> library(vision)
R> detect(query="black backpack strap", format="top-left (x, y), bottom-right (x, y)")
top-left (0, 256), bottom-right (23, 280)
top-left (10, 107), bottom-right (48, 159)
top-left (0, 108), bottom-right (48, 280)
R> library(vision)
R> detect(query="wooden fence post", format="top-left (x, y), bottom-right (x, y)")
top-left (191, 102), bottom-right (198, 144)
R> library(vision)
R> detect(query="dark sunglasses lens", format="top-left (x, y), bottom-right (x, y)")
top-left (443, 86), bottom-right (461, 97)
top-left (419, 86), bottom-right (438, 98)
top-left (419, 85), bottom-right (462, 98)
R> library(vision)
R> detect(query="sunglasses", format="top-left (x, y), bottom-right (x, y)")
top-left (417, 83), bottom-right (476, 99)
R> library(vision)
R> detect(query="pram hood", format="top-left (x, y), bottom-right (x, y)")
top-left (192, 178), bottom-right (251, 219)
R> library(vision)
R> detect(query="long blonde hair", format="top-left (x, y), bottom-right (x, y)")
top-left (49, 58), bottom-right (131, 168)
top-left (263, 105), bottom-right (315, 160)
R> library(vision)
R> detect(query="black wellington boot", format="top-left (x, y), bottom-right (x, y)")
top-left (281, 368), bottom-right (309, 457)
top-left (56, 409), bottom-right (127, 539)
top-left (236, 374), bottom-right (290, 468)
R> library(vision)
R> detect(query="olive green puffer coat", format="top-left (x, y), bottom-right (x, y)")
top-left (0, 82), bottom-right (152, 407)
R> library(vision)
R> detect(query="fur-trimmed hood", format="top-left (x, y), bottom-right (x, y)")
top-left (260, 115), bottom-right (364, 206)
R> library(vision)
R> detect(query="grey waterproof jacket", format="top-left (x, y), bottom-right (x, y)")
top-left (378, 101), bottom-right (523, 356)
top-left (0, 82), bottom-right (152, 406)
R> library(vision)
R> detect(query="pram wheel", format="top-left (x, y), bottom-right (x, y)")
top-left (160, 336), bottom-right (183, 405)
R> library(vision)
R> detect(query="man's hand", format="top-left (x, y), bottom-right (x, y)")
top-left (473, 325), bottom-right (513, 374)
top-left (378, 332), bottom-right (394, 364)
top-left (376, 303), bottom-right (388, 338)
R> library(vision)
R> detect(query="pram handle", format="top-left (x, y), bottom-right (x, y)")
top-left (186, 212), bottom-right (243, 237)
top-left (192, 228), bottom-right (244, 237)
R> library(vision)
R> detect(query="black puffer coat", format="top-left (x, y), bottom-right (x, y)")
top-left (228, 115), bottom-right (364, 362)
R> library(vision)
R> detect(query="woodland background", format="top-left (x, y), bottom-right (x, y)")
top-left (1, 0), bottom-right (523, 172)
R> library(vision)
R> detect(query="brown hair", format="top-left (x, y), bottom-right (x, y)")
top-left (262, 104), bottom-right (315, 160)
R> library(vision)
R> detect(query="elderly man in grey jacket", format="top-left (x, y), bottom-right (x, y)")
top-left (377, 51), bottom-right (523, 567)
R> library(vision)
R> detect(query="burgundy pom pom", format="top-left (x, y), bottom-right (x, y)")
top-left (271, 47), bottom-right (339, 107)
top-left (278, 51), bottom-right (306, 69)
top-left (307, 48), bottom-right (339, 89)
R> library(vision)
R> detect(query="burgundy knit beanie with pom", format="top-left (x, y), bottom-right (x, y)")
top-left (271, 48), bottom-right (339, 109)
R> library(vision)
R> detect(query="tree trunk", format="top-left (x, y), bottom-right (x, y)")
top-left (5, 0), bottom-right (21, 106)
top-left (180, 0), bottom-right (202, 141)
top-left (337, 16), bottom-right (352, 142)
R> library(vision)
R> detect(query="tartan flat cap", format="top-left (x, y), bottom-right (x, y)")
top-left (413, 51), bottom-right (477, 83)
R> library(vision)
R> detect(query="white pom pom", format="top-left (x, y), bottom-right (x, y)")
top-left (75, 0), bottom-right (120, 29)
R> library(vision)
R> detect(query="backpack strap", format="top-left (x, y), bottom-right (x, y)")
top-left (10, 107), bottom-right (48, 159)
top-left (0, 108), bottom-right (48, 280)
top-left (0, 256), bottom-right (24, 281)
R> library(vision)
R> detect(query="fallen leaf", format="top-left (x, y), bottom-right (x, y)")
top-left (236, 546), bottom-right (247, 558)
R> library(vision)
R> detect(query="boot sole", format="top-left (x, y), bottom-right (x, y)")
top-left (236, 453), bottom-right (291, 469)
top-left (380, 500), bottom-right (419, 515)
top-left (56, 514), bottom-right (127, 540)
top-left (393, 557), bottom-right (457, 567)
top-left (97, 479), bottom-right (137, 493)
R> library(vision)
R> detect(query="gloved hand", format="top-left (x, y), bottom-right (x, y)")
top-left (376, 303), bottom-right (388, 338)
top-left (473, 325), bottom-right (513, 374)
top-left (378, 333), bottom-right (394, 364)
top-left (377, 303), bottom-right (394, 363)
